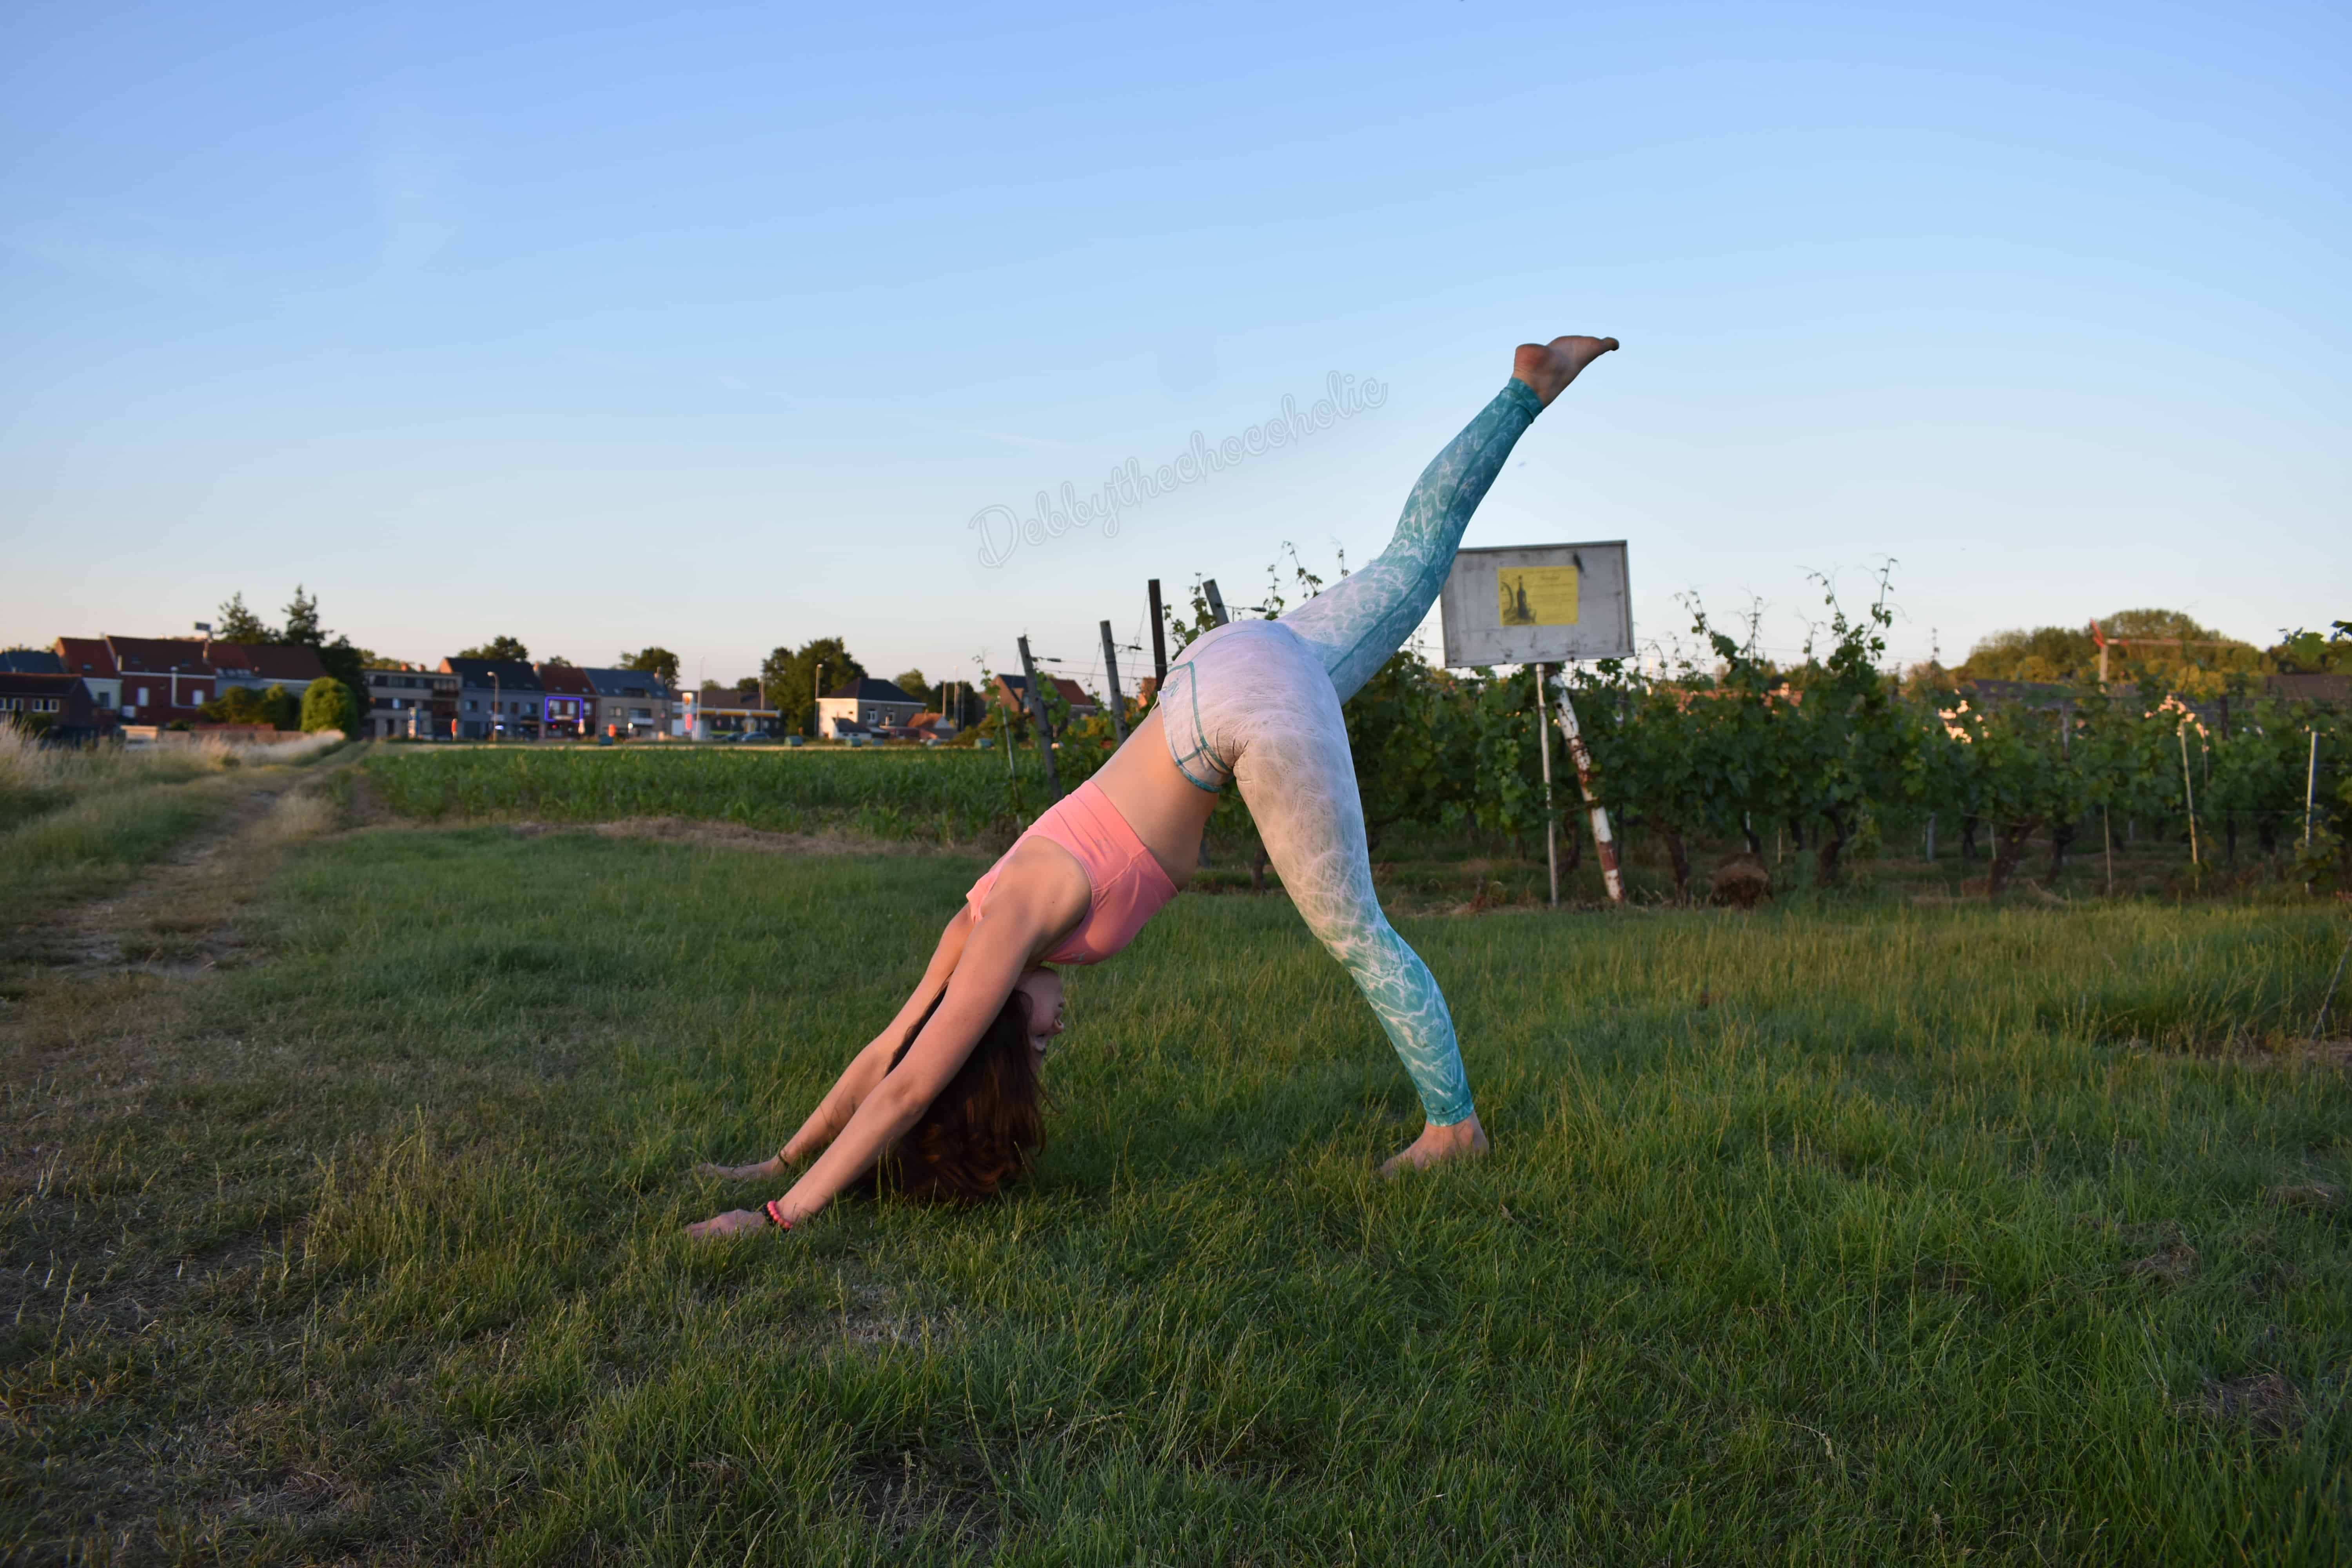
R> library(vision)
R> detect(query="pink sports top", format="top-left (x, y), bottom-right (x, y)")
top-left (965, 779), bottom-right (1179, 965)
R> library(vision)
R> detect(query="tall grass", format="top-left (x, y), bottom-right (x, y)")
top-left (0, 727), bottom-right (345, 908)
top-left (6, 826), bottom-right (2345, 1563)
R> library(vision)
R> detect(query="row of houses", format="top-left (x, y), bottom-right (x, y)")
top-left (367, 659), bottom-right (682, 742)
top-left (0, 635), bottom-right (336, 742)
top-left (390, 667), bottom-right (1121, 742)
top-left (3, 630), bottom-right (1138, 746)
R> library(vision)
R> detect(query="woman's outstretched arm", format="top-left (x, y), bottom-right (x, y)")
top-left (695, 906), bottom-right (976, 1180)
top-left (689, 842), bottom-right (1088, 1236)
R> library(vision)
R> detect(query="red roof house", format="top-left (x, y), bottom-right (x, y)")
top-left (53, 637), bottom-right (124, 717)
top-left (203, 641), bottom-right (329, 691)
top-left (107, 636), bottom-right (216, 725)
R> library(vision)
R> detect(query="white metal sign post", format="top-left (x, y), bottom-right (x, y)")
top-left (1439, 541), bottom-right (1633, 906)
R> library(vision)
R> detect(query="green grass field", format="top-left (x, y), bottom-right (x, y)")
top-left (5, 772), bottom-right (2349, 1563)
top-left (363, 743), bottom-right (1064, 848)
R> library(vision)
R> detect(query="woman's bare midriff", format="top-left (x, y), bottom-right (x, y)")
top-left (1087, 708), bottom-right (1221, 888)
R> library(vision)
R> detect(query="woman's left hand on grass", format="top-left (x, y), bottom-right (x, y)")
top-left (686, 1208), bottom-right (773, 1238)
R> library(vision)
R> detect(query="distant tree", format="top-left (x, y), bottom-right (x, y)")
top-left (767, 638), bottom-right (866, 735)
top-left (541, 654), bottom-right (574, 667)
top-left (300, 675), bottom-right (357, 734)
top-left (759, 647), bottom-right (795, 712)
top-left (733, 675), bottom-right (763, 702)
top-left (281, 585), bottom-right (325, 648)
top-left (1956, 608), bottom-right (2263, 696)
top-left (458, 636), bottom-right (532, 662)
top-left (619, 646), bottom-right (681, 687)
top-left (895, 668), bottom-right (931, 706)
top-left (1955, 624), bottom-right (2099, 685)
top-left (214, 592), bottom-right (277, 644)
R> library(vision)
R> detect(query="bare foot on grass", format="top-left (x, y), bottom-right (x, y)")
top-left (1513, 335), bottom-right (1619, 407)
top-left (1380, 1114), bottom-right (1492, 1177)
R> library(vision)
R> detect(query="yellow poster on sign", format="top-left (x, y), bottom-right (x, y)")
top-left (1497, 566), bottom-right (1579, 626)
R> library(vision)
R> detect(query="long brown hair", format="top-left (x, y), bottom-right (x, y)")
top-left (869, 985), bottom-right (1044, 1203)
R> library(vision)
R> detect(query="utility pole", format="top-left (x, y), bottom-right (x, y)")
top-left (1147, 579), bottom-right (1168, 686)
top-left (1099, 620), bottom-right (1128, 742)
top-left (489, 669), bottom-right (500, 743)
top-left (813, 661), bottom-right (824, 741)
top-left (1016, 636), bottom-right (1063, 802)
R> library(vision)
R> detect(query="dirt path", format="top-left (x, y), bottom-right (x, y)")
top-left (2, 742), bottom-right (367, 980)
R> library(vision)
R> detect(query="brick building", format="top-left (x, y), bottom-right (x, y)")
top-left (53, 639), bottom-right (122, 714)
top-left (536, 663), bottom-right (600, 739)
top-left (106, 636), bottom-right (216, 725)
top-left (0, 673), bottom-right (113, 742)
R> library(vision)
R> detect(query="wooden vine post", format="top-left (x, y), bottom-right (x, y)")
top-left (1535, 663), bottom-right (1559, 906)
top-left (1016, 636), bottom-right (1063, 804)
top-left (1550, 668), bottom-right (1625, 905)
top-left (1098, 620), bottom-right (1129, 742)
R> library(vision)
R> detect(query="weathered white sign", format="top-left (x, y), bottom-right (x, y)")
top-left (1438, 541), bottom-right (1633, 668)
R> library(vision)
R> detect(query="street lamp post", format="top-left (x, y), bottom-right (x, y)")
top-left (489, 670), bottom-right (501, 743)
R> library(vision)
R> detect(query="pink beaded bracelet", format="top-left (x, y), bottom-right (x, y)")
top-left (764, 1200), bottom-right (792, 1230)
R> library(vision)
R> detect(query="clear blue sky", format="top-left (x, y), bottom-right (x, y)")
top-left (5, 1), bottom-right (2345, 694)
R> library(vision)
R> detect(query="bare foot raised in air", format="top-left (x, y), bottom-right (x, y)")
top-left (1380, 1113), bottom-right (1492, 1177)
top-left (1514, 335), bottom-right (1619, 408)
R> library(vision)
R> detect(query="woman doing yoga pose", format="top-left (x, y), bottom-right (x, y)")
top-left (688, 333), bottom-right (1617, 1237)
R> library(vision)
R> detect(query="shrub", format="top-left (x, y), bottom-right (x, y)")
top-left (301, 678), bottom-right (358, 735)
top-left (200, 682), bottom-right (300, 731)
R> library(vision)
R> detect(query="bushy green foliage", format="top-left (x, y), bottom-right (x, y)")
top-left (764, 637), bottom-right (867, 735)
top-left (300, 676), bottom-right (358, 734)
top-left (212, 590), bottom-right (276, 643)
top-left (2274, 620), bottom-right (2352, 675)
top-left (1566, 582), bottom-right (2347, 900)
top-left (618, 645), bottom-right (682, 686)
top-left (198, 682), bottom-right (299, 731)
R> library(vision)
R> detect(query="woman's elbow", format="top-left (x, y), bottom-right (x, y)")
top-left (866, 1074), bottom-right (934, 1133)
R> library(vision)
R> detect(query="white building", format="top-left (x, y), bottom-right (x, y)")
top-left (816, 678), bottom-right (924, 739)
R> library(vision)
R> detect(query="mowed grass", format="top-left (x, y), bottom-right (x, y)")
top-left (5, 824), bottom-right (2348, 1564)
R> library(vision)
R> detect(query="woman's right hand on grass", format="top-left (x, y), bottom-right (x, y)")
top-left (685, 1207), bottom-right (774, 1239)
top-left (694, 1153), bottom-right (788, 1181)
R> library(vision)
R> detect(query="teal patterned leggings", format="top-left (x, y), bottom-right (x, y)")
top-left (1161, 378), bottom-right (1542, 1124)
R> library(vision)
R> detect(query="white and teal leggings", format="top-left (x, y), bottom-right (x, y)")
top-left (1161, 377), bottom-right (1544, 1125)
